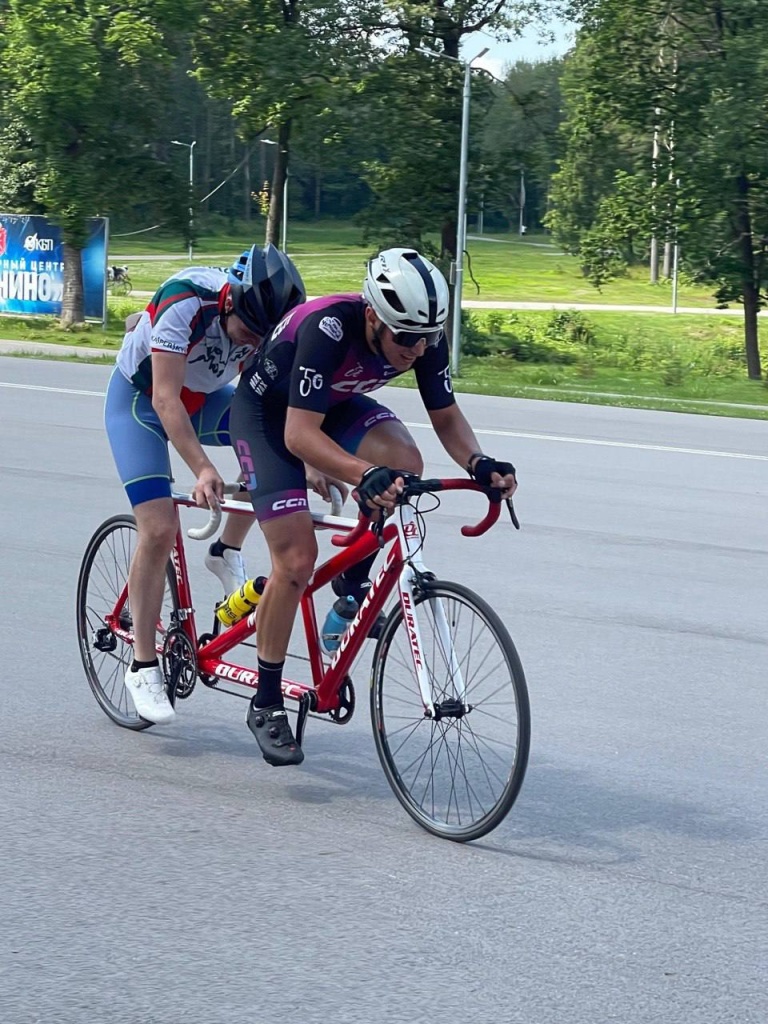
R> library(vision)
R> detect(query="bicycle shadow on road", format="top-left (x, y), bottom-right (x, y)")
top-left (470, 757), bottom-right (760, 867)
top-left (153, 714), bottom-right (395, 804)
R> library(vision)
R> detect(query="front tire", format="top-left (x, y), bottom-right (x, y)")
top-left (370, 579), bottom-right (530, 842)
top-left (76, 515), bottom-right (179, 729)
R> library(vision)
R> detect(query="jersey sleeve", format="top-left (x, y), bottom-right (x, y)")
top-left (148, 280), bottom-right (203, 357)
top-left (414, 334), bottom-right (456, 411)
top-left (287, 311), bottom-right (348, 413)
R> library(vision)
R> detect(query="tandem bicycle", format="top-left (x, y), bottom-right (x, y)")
top-left (76, 477), bottom-right (530, 841)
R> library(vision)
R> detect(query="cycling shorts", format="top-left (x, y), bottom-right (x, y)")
top-left (229, 388), bottom-right (399, 523)
top-left (105, 368), bottom-right (234, 507)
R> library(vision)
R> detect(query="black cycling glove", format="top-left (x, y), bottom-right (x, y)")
top-left (469, 456), bottom-right (516, 487)
top-left (353, 466), bottom-right (405, 514)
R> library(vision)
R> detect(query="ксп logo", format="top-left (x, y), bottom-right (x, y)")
top-left (23, 233), bottom-right (54, 252)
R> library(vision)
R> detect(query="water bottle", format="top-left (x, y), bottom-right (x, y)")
top-left (216, 576), bottom-right (268, 627)
top-left (321, 595), bottom-right (358, 653)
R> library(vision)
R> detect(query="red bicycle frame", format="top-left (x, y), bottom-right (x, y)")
top-left (105, 479), bottom-right (505, 728)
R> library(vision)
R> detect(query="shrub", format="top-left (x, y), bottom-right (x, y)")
top-left (460, 310), bottom-right (491, 356)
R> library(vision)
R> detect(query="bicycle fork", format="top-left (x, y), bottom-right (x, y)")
top-left (395, 506), bottom-right (467, 717)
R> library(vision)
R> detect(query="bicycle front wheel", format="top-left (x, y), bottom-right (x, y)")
top-left (76, 514), bottom-right (179, 729)
top-left (370, 579), bottom-right (530, 842)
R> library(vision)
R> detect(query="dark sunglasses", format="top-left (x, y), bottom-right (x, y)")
top-left (391, 328), bottom-right (443, 349)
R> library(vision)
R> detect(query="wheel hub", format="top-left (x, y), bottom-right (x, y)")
top-left (431, 698), bottom-right (470, 721)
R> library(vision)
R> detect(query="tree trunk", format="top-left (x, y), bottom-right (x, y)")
top-left (266, 120), bottom-right (291, 247)
top-left (650, 236), bottom-right (659, 283)
top-left (742, 281), bottom-right (762, 379)
top-left (60, 243), bottom-right (84, 327)
top-left (734, 173), bottom-right (762, 378)
top-left (243, 148), bottom-right (251, 223)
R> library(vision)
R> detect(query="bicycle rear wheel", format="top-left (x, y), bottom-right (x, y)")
top-left (76, 514), bottom-right (179, 729)
top-left (370, 579), bottom-right (530, 842)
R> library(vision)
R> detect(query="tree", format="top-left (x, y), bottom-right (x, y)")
top-left (353, 1), bottom-right (565, 247)
top-left (480, 57), bottom-right (566, 232)
top-left (0, 0), bottom-right (191, 324)
top-left (552, 0), bottom-right (768, 378)
top-left (193, 0), bottom-right (375, 245)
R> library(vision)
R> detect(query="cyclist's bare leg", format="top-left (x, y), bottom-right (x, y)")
top-left (128, 497), bottom-right (178, 662)
top-left (256, 510), bottom-right (318, 664)
top-left (354, 420), bottom-right (423, 475)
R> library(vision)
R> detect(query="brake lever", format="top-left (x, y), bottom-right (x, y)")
top-left (506, 498), bottom-right (521, 530)
top-left (372, 511), bottom-right (387, 548)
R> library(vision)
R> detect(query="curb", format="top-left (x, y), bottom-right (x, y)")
top-left (0, 339), bottom-right (116, 359)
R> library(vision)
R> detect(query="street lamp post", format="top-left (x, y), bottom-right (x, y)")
top-left (171, 139), bottom-right (196, 261)
top-left (419, 46), bottom-right (488, 377)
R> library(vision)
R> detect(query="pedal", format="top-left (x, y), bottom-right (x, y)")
top-left (295, 690), bottom-right (313, 747)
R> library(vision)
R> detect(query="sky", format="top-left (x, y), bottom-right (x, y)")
top-left (464, 19), bottom-right (575, 79)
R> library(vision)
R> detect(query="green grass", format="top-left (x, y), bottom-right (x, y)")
top-left (109, 221), bottom-right (720, 307)
top-left (458, 236), bottom-right (716, 307)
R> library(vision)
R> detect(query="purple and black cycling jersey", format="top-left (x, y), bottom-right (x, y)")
top-left (242, 294), bottom-right (456, 413)
top-left (230, 294), bottom-right (455, 522)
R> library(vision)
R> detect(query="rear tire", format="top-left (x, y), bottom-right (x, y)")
top-left (370, 579), bottom-right (530, 842)
top-left (109, 277), bottom-right (132, 296)
top-left (76, 515), bottom-right (179, 729)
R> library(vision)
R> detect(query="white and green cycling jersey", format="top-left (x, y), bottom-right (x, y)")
top-left (115, 267), bottom-right (255, 414)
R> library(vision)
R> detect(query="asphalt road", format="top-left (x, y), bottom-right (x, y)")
top-left (1, 358), bottom-right (766, 1024)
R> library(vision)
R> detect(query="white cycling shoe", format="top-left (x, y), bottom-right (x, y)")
top-left (205, 545), bottom-right (248, 595)
top-left (124, 665), bottom-right (176, 725)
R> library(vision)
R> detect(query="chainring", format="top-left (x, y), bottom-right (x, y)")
top-left (328, 675), bottom-right (355, 724)
top-left (162, 626), bottom-right (198, 701)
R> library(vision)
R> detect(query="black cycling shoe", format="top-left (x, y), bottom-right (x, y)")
top-left (246, 703), bottom-right (304, 767)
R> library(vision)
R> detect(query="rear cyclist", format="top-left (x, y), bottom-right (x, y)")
top-left (105, 243), bottom-right (306, 726)
top-left (230, 247), bottom-right (517, 766)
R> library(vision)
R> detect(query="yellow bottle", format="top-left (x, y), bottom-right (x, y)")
top-left (216, 576), bottom-right (267, 627)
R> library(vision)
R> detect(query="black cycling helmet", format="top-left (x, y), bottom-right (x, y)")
top-left (229, 243), bottom-right (306, 335)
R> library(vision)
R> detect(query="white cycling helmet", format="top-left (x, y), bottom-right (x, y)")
top-left (363, 248), bottom-right (449, 345)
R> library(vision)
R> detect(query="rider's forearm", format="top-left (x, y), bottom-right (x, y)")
top-left (429, 406), bottom-right (484, 471)
top-left (153, 397), bottom-right (214, 477)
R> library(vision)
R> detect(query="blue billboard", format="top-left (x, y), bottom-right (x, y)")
top-left (0, 214), bottom-right (108, 320)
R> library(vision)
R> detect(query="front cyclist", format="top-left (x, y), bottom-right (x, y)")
top-left (105, 243), bottom-right (305, 726)
top-left (230, 247), bottom-right (517, 766)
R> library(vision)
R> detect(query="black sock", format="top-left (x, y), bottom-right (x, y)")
top-left (131, 658), bottom-right (159, 672)
top-left (209, 539), bottom-right (241, 557)
top-left (334, 553), bottom-right (378, 602)
top-left (344, 552), bottom-right (377, 586)
top-left (253, 657), bottom-right (285, 709)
